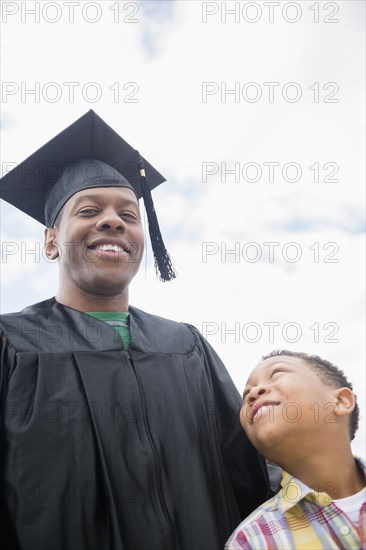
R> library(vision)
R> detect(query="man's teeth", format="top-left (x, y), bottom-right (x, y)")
top-left (96, 244), bottom-right (125, 252)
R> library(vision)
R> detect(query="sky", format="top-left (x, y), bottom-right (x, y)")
top-left (0, 0), bottom-right (365, 457)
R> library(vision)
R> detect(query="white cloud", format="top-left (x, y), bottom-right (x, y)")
top-left (1, 0), bottom-right (365, 458)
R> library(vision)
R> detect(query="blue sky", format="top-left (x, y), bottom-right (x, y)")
top-left (1, 1), bottom-right (365, 455)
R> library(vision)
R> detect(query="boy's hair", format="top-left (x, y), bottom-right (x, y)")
top-left (262, 350), bottom-right (359, 441)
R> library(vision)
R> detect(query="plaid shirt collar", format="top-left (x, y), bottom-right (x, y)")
top-left (270, 457), bottom-right (366, 514)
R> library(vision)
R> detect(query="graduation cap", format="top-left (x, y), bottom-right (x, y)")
top-left (0, 110), bottom-right (176, 282)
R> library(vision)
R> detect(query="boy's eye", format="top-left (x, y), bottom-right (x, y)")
top-left (271, 368), bottom-right (285, 377)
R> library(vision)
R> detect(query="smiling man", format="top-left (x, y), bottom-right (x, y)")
top-left (226, 350), bottom-right (365, 550)
top-left (46, 185), bottom-right (144, 312)
top-left (0, 111), bottom-right (272, 550)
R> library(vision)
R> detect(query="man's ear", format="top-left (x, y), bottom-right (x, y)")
top-left (333, 387), bottom-right (356, 418)
top-left (44, 228), bottom-right (60, 260)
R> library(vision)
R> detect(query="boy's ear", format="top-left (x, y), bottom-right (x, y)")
top-left (333, 387), bottom-right (355, 418)
top-left (44, 228), bottom-right (60, 260)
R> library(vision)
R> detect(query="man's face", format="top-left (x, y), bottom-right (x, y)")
top-left (240, 356), bottom-right (338, 461)
top-left (45, 187), bottom-right (144, 297)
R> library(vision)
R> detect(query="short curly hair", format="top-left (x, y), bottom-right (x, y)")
top-left (261, 350), bottom-right (359, 441)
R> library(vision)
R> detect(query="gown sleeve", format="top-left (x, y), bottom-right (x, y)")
top-left (0, 327), bottom-right (20, 549)
top-left (185, 323), bottom-right (273, 519)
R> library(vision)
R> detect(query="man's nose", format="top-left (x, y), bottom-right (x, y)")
top-left (96, 211), bottom-right (125, 232)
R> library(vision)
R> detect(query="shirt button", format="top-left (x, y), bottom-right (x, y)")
top-left (340, 525), bottom-right (350, 535)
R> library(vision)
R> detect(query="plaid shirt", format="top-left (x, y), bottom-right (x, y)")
top-left (226, 458), bottom-right (365, 550)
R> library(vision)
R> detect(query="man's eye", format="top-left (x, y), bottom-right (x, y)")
top-left (121, 212), bottom-right (138, 221)
top-left (79, 208), bottom-right (98, 214)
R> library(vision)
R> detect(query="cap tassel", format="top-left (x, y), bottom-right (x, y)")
top-left (137, 155), bottom-right (176, 282)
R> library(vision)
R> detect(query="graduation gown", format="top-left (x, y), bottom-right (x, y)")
top-left (0, 298), bottom-right (271, 550)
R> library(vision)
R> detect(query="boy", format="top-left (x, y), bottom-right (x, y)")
top-left (226, 350), bottom-right (365, 549)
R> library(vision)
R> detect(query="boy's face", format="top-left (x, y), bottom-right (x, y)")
top-left (240, 356), bottom-right (339, 461)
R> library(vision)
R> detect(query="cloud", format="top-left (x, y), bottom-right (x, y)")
top-left (1, 0), bottom-right (364, 457)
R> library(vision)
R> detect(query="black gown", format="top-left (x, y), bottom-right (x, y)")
top-left (0, 298), bottom-right (271, 550)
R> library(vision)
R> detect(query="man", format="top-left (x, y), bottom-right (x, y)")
top-left (0, 111), bottom-right (272, 550)
top-left (226, 350), bottom-right (365, 549)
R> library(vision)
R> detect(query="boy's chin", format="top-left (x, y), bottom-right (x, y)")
top-left (247, 427), bottom-right (286, 460)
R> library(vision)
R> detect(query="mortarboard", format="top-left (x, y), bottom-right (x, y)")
top-left (0, 110), bottom-right (176, 282)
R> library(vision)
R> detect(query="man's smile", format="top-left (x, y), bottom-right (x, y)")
top-left (86, 238), bottom-right (135, 261)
